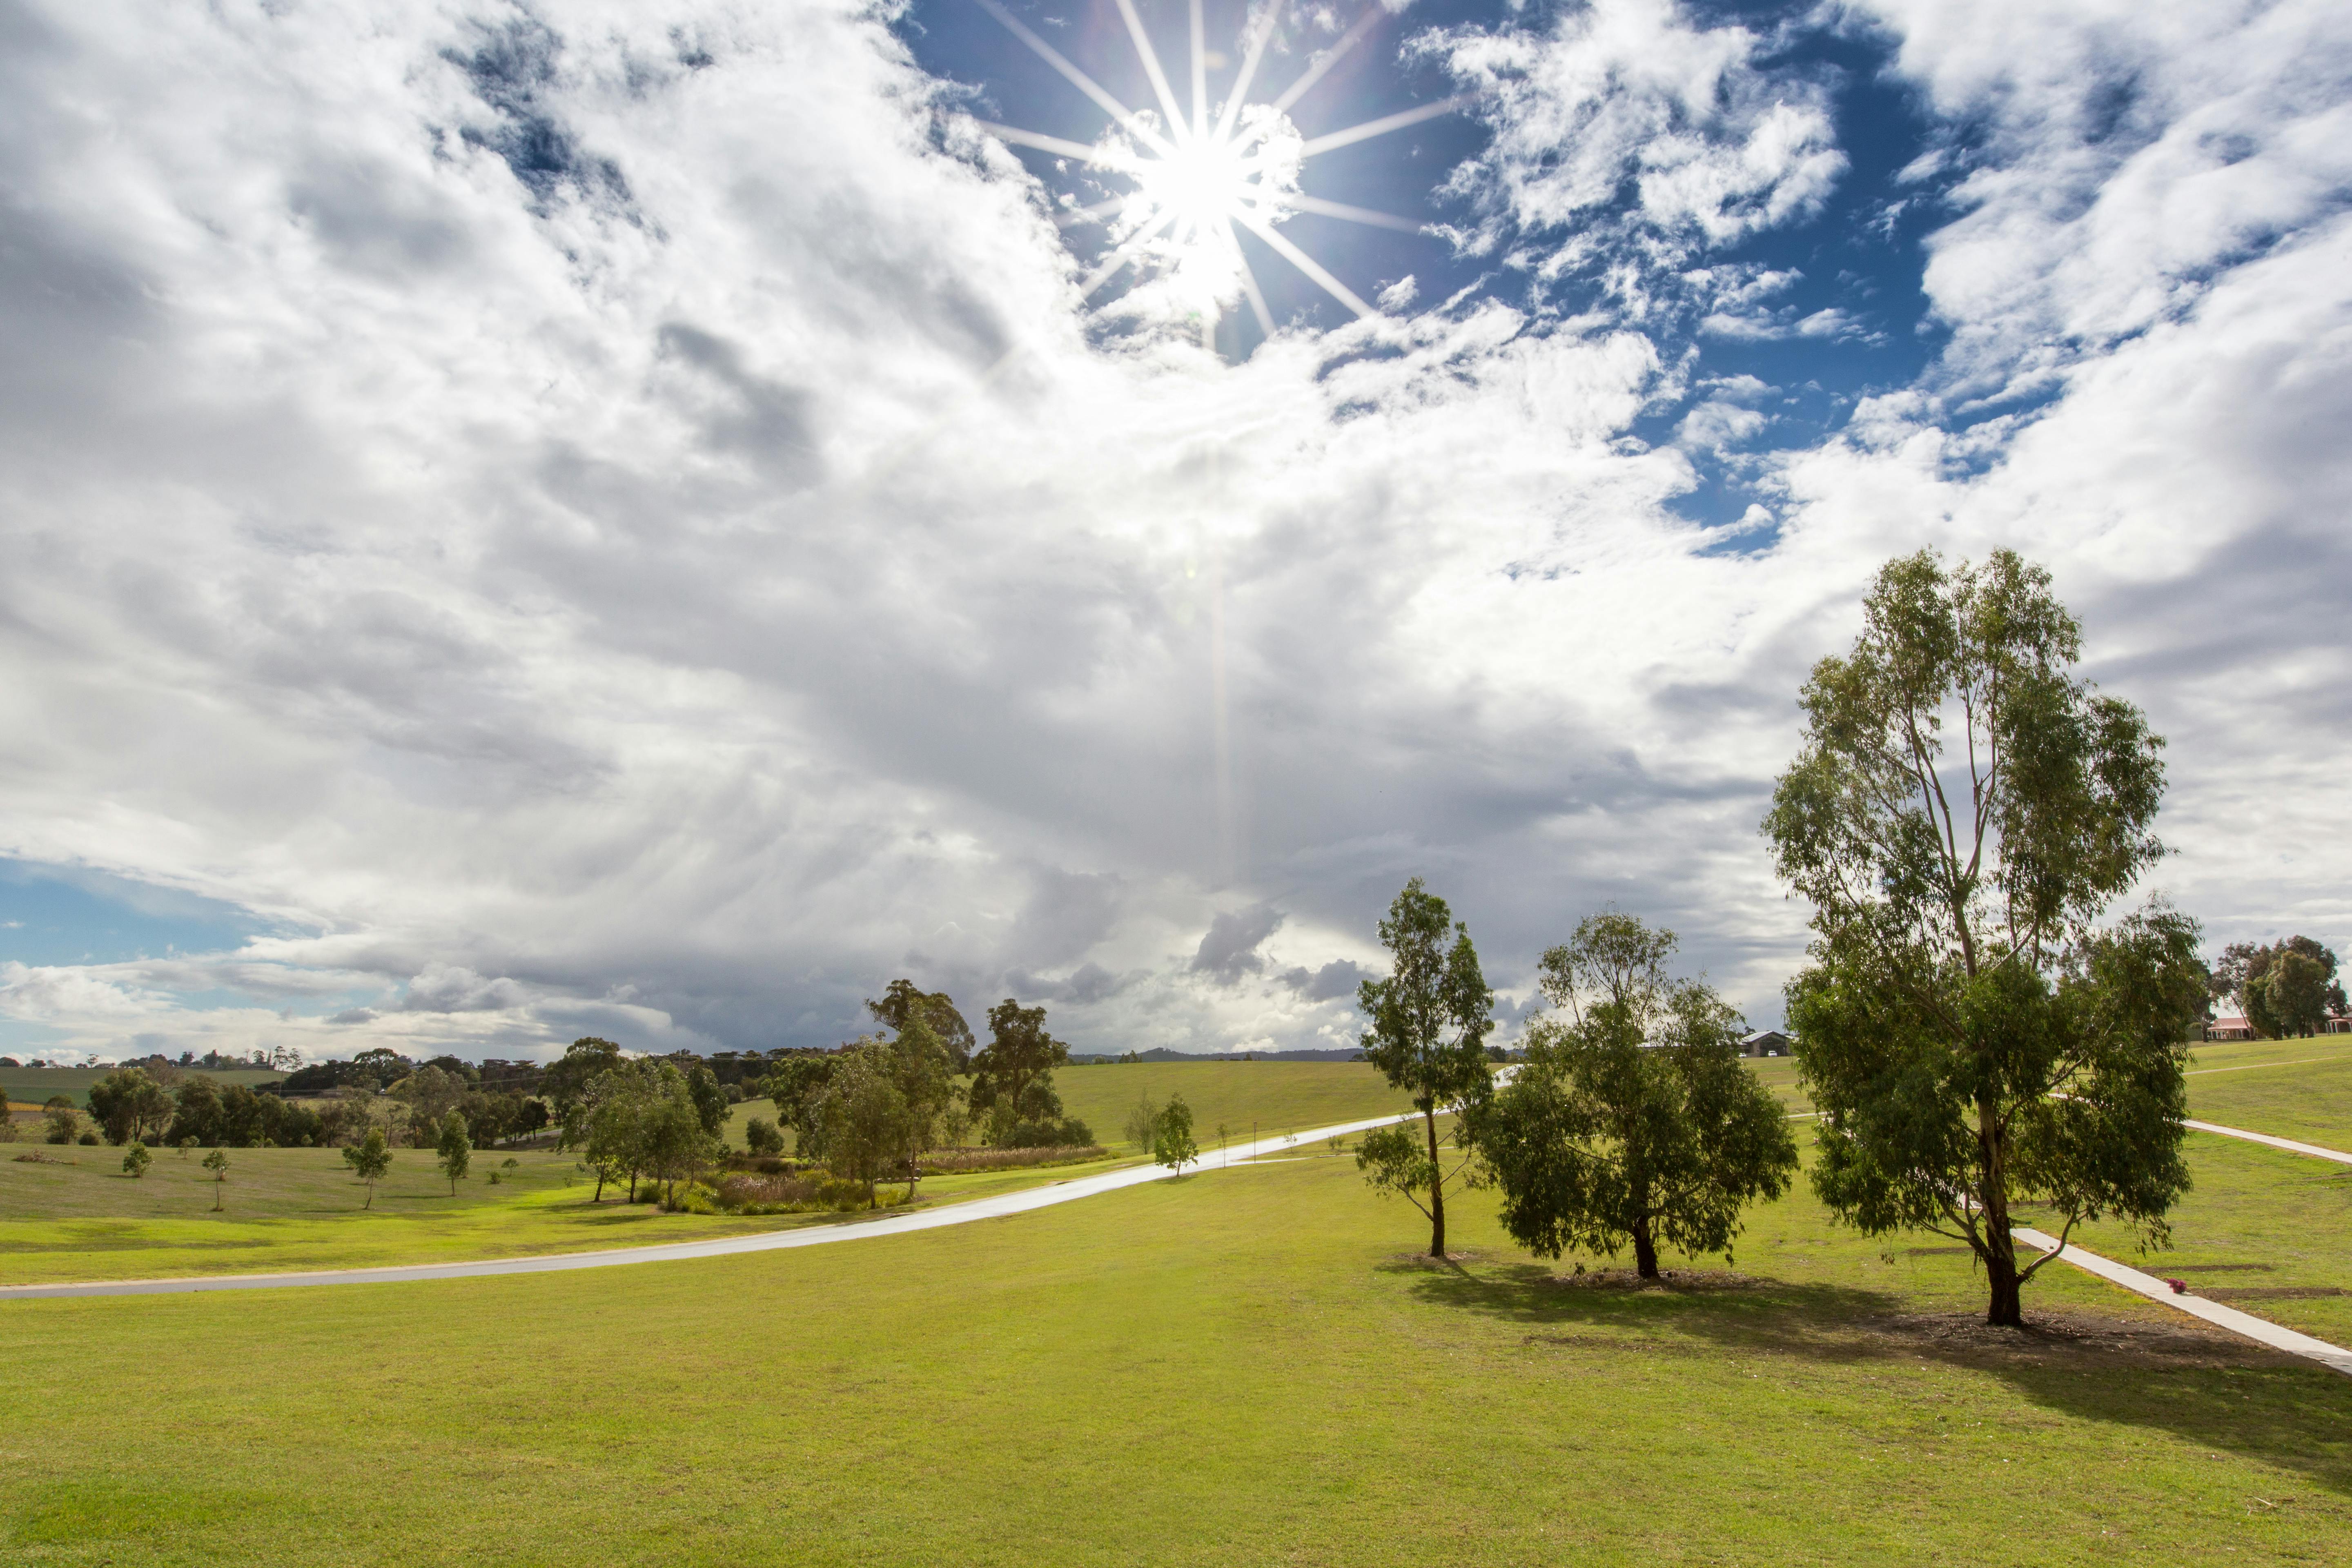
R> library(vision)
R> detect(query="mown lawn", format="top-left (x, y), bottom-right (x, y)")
top-left (3, 1150), bottom-right (2349, 1566)
top-left (0, 1143), bottom-right (1137, 1287)
top-left (2185, 1035), bottom-right (2352, 1147)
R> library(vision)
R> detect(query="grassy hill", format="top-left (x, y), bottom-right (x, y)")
top-left (6, 1142), bottom-right (2350, 1564)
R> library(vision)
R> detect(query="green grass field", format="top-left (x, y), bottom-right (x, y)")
top-left (5, 1145), bottom-right (2350, 1566)
top-left (0, 1143), bottom-right (1138, 1287)
top-left (2185, 1035), bottom-right (2352, 1146)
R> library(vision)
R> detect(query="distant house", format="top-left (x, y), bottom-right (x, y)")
top-left (1740, 1030), bottom-right (1792, 1058)
top-left (2205, 1016), bottom-right (2257, 1042)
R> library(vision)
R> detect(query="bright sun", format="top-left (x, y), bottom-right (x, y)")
top-left (968, 0), bottom-right (1466, 351)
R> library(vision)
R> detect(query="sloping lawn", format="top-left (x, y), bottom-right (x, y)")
top-left (4, 1151), bottom-right (2349, 1566)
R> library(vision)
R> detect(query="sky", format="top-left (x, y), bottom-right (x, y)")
top-left (1, 0), bottom-right (2347, 1066)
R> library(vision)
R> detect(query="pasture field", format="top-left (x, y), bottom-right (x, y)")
top-left (4, 1147), bottom-right (2350, 1566)
top-left (725, 1058), bottom-right (1419, 1153)
top-left (0, 1143), bottom-right (1135, 1287)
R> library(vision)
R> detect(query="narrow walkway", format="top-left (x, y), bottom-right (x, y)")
top-left (0, 1110), bottom-right (1424, 1302)
top-left (2013, 1226), bottom-right (2352, 1379)
top-left (2183, 1118), bottom-right (2352, 1167)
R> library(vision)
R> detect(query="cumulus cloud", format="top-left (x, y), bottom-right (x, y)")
top-left (1190, 904), bottom-right (1286, 984)
top-left (1429, 0), bottom-right (1845, 292)
top-left (0, 0), bottom-right (2343, 1066)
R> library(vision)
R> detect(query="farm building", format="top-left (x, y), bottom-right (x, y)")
top-left (1740, 1030), bottom-right (1792, 1058)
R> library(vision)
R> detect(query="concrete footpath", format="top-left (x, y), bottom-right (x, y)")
top-left (2013, 1226), bottom-right (2352, 1379)
top-left (2182, 1118), bottom-right (2352, 1166)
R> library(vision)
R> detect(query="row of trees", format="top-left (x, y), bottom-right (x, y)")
top-left (1355, 550), bottom-right (2213, 1330)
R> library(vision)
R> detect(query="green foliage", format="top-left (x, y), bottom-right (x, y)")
top-left (1469, 913), bottom-right (1796, 1278)
top-left (686, 1065), bottom-right (730, 1137)
top-left (342, 1127), bottom-right (392, 1208)
top-left (579, 1059), bottom-right (715, 1205)
top-left (86, 1067), bottom-right (174, 1146)
top-left (122, 1140), bottom-right (152, 1179)
top-left (812, 1045), bottom-right (911, 1206)
top-left (2215, 937), bottom-right (2346, 1038)
top-left (969, 999), bottom-right (1075, 1148)
top-left (44, 1105), bottom-right (79, 1144)
top-left (201, 1148), bottom-right (229, 1209)
top-left (1356, 877), bottom-right (1494, 1257)
top-left (1354, 1121), bottom-right (1461, 1230)
top-left (1152, 1094), bottom-right (1198, 1171)
top-left (1762, 548), bottom-right (2203, 1325)
top-left (544, 1038), bottom-right (624, 1149)
top-left (434, 1111), bottom-right (472, 1195)
top-left (743, 1116), bottom-right (786, 1156)
top-left (756, 1055), bottom-right (840, 1154)
top-left (868, 979), bottom-right (978, 1072)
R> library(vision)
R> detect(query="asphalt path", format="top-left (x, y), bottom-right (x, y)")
top-left (0, 1109), bottom-right (1432, 1301)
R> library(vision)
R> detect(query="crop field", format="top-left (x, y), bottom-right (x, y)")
top-left (6, 1142), bottom-right (2352, 1566)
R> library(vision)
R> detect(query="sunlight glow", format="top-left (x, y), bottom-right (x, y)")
top-left (967, 0), bottom-right (1464, 354)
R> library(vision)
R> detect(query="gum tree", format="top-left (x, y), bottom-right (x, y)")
top-left (1355, 878), bottom-right (1494, 1259)
top-left (343, 1127), bottom-right (393, 1208)
top-left (1470, 913), bottom-right (1796, 1279)
top-left (1764, 549), bottom-right (2205, 1327)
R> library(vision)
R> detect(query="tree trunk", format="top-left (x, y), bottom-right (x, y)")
top-left (1632, 1218), bottom-right (1660, 1279)
top-left (1978, 1098), bottom-right (2023, 1327)
top-left (628, 1172), bottom-right (637, 1202)
top-left (1423, 1108), bottom-right (1447, 1259)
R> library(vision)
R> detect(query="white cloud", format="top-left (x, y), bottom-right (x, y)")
top-left (0, 0), bottom-right (2343, 1065)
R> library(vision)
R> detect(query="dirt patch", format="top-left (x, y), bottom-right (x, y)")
top-left (1873, 1307), bottom-right (2305, 1371)
top-left (2201, 1287), bottom-right (2347, 1302)
top-left (1389, 1249), bottom-right (1494, 1268)
top-left (1549, 1267), bottom-right (1768, 1292)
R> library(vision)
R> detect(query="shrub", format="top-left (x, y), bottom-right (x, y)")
top-left (916, 1145), bottom-right (1110, 1175)
top-left (743, 1116), bottom-right (786, 1156)
top-left (77, 1131), bottom-right (100, 1147)
top-left (122, 1141), bottom-right (152, 1178)
top-left (708, 1170), bottom-right (880, 1214)
top-left (999, 1116), bottom-right (1095, 1149)
top-left (44, 1106), bottom-right (79, 1145)
top-left (0, 1114), bottom-right (17, 1144)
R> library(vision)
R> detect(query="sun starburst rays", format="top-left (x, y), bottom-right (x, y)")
top-left (967, 0), bottom-right (1459, 354)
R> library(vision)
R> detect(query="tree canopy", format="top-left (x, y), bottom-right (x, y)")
top-left (86, 1067), bottom-right (173, 1146)
top-left (1355, 877), bottom-right (1494, 1258)
top-left (969, 999), bottom-right (1082, 1147)
top-left (1468, 913), bottom-right (1796, 1278)
top-left (1763, 548), bottom-right (2204, 1326)
top-left (2213, 937), bottom-right (2345, 1038)
top-left (868, 980), bottom-right (977, 1072)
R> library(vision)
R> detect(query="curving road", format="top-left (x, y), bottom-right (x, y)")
top-left (0, 1110), bottom-right (1429, 1301)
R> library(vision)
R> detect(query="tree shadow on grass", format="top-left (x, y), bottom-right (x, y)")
top-left (1393, 1254), bottom-right (2352, 1498)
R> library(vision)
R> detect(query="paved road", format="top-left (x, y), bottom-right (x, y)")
top-left (0, 1109), bottom-right (1430, 1301)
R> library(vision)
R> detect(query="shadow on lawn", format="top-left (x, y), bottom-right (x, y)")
top-left (1397, 1255), bottom-right (2352, 1497)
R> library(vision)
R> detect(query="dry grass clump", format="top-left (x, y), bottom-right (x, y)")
top-left (918, 1145), bottom-right (1109, 1174)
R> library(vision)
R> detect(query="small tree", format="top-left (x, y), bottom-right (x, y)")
top-left (43, 1103), bottom-right (79, 1145)
top-left (122, 1140), bottom-right (152, 1179)
top-left (639, 1094), bottom-right (713, 1207)
top-left (343, 1127), bottom-right (393, 1208)
top-left (1356, 878), bottom-right (1495, 1258)
top-left (435, 1111), bottom-right (472, 1196)
top-left (1152, 1093), bottom-right (1198, 1172)
top-left (815, 1046), bottom-right (911, 1207)
top-left (1764, 549), bottom-right (2204, 1327)
top-left (744, 1116), bottom-right (786, 1156)
top-left (1468, 913), bottom-right (1797, 1278)
top-left (1125, 1089), bottom-right (1163, 1154)
top-left (202, 1148), bottom-right (229, 1210)
top-left (2215, 937), bottom-right (2345, 1038)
